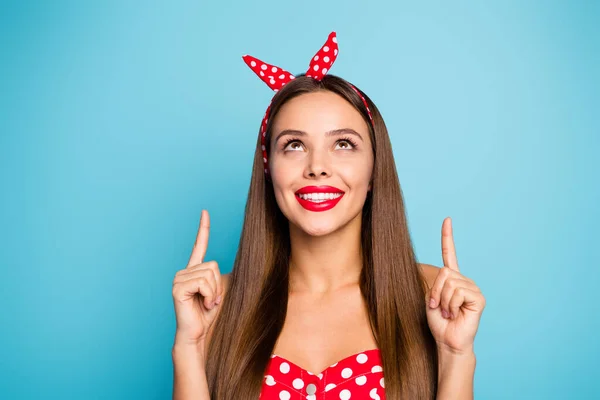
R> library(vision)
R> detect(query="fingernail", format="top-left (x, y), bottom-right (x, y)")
top-left (442, 309), bottom-right (449, 318)
top-left (215, 295), bottom-right (222, 305)
top-left (429, 298), bottom-right (436, 308)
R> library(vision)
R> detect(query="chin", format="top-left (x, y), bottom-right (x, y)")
top-left (298, 222), bottom-right (338, 237)
top-left (278, 194), bottom-right (364, 237)
top-left (291, 212), bottom-right (352, 237)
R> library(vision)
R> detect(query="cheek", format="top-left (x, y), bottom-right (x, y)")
top-left (339, 159), bottom-right (373, 189)
top-left (269, 159), bottom-right (295, 187)
top-left (269, 171), bottom-right (295, 208)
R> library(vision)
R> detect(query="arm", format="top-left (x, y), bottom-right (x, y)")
top-left (436, 345), bottom-right (476, 400)
top-left (172, 273), bottom-right (230, 400)
top-left (419, 218), bottom-right (486, 399)
top-left (171, 211), bottom-right (234, 399)
top-left (421, 263), bottom-right (477, 398)
top-left (172, 338), bottom-right (210, 400)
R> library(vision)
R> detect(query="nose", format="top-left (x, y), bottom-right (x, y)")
top-left (304, 148), bottom-right (331, 179)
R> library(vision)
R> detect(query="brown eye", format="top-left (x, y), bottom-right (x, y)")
top-left (284, 140), bottom-right (304, 151)
top-left (335, 139), bottom-right (356, 150)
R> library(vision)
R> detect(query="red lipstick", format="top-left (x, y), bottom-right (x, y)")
top-left (294, 185), bottom-right (345, 212)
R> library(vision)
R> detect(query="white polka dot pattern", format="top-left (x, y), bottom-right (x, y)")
top-left (279, 362), bottom-right (290, 374)
top-left (279, 390), bottom-right (290, 400)
top-left (293, 378), bottom-right (304, 389)
top-left (260, 349), bottom-right (385, 399)
top-left (242, 31), bottom-right (374, 177)
top-left (369, 387), bottom-right (381, 400)
top-left (242, 55), bottom-right (294, 92)
top-left (306, 32), bottom-right (338, 82)
top-left (265, 375), bottom-right (276, 386)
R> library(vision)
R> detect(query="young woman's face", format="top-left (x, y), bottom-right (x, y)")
top-left (269, 90), bottom-right (374, 237)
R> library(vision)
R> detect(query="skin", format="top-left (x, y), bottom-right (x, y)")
top-left (173, 90), bottom-right (485, 399)
top-left (267, 91), bottom-right (377, 373)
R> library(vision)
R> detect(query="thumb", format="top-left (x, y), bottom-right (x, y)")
top-left (425, 287), bottom-right (435, 309)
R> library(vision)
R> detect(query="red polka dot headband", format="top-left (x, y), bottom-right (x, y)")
top-left (242, 31), bottom-right (374, 176)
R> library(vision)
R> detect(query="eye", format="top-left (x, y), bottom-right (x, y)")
top-left (334, 137), bottom-right (358, 150)
top-left (283, 139), bottom-right (304, 151)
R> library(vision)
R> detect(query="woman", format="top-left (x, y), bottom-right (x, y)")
top-left (172, 32), bottom-right (486, 400)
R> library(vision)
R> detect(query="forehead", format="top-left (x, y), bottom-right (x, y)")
top-left (272, 90), bottom-right (369, 135)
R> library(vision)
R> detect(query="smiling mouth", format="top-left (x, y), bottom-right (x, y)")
top-left (296, 193), bottom-right (344, 203)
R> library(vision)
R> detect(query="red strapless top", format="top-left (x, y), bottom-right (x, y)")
top-left (260, 348), bottom-right (385, 399)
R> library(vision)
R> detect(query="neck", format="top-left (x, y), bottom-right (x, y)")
top-left (288, 213), bottom-right (363, 294)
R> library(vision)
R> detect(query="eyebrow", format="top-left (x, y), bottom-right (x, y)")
top-left (274, 128), bottom-right (364, 144)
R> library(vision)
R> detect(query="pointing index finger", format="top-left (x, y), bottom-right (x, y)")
top-left (187, 209), bottom-right (210, 268)
top-left (441, 217), bottom-right (460, 272)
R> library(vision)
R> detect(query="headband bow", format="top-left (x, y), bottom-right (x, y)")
top-left (242, 31), bottom-right (373, 176)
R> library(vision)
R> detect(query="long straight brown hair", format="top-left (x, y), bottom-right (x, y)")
top-left (205, 74), bottom-right (438, 399)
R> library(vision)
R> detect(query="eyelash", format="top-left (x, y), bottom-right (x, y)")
top-left (282, 136), bottom-right (359, 151)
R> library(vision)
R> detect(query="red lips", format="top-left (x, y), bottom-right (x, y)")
top-left (295, 185), bottom-right (345, 212)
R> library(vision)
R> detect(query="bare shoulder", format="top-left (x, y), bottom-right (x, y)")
top-left (203, 272), bottom-right (231, 354)
top-left (418, 263), bottom-right (441, 290)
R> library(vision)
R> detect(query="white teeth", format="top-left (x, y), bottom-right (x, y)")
top-left (298, 193), bottom-right (343, 202)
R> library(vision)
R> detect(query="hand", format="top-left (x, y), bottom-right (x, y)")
top-left (172, 210), bottom-right (224, 346)
top-left (426, 217), bottom-right (486, 354)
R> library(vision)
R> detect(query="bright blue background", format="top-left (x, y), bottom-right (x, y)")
top-left (1, 0), bottom-right (598, 398)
